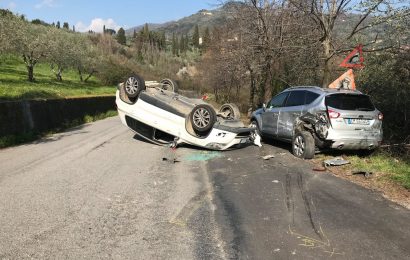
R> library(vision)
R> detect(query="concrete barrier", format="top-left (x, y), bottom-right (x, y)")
top-left (0, 96), bottom-right (116, 137)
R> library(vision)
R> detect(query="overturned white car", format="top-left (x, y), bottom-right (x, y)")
top-left (116, 75), bottom-right (260, 150)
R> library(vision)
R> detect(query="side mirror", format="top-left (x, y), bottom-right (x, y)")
top-left (262, 103), bottom-right (266, 111)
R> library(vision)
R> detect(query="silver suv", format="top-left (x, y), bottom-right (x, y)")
top-left (251, 86), bottom-right (383, 159)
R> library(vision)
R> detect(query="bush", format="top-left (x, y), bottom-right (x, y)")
top-left (96, 56), bottom-right (137, 85)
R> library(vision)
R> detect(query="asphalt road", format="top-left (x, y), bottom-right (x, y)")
top-left (0, 117), bottom-right (409, 259)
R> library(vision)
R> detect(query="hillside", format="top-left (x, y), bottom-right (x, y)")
top-left (126, 2), bottom-right (386, 42)
top-left (126, 4), bottom-right (236, 36)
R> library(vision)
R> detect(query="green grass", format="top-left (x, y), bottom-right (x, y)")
top-left (317, 152), bottom-right (410, 189)
top-left (0, 110), bottom-right (118, 149)
top-left (347, 153), bottom-right (410, 189)
top-left (0, 55), bottom-right (115, 100)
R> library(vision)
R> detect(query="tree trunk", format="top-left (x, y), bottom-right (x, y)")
top-left (258, 59), bottom-right (272, 106)
top-left (84, 70), bottom-right (96, 82)
top-left (247, 68), bottom-right (256, 118)
top-left (55, 67), bottom-right (63, 82)
top-left (78, 67), bottom-right (83, 82)
top-left (322, 37), bottom-right (332, 88)
top-left (27, 65), bottom-right (34, 82)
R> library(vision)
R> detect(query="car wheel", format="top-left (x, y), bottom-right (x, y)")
top-left (160, 78), bottom-right (178, 93)
top-left (190, 104), bottom-right (216, 133)
top-left (292, 131), bottom-right (315, 159)
top-left (124, 75), bottom-right (145, 98)
top-left (219, 103), bottom-right (241, 120)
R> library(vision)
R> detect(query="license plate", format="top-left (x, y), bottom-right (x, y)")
top-left (346, 118), bottom-right (370, 125)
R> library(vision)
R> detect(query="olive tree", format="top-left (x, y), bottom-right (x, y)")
top-left (0, 10), bottom-right (20, 54)
top-left (74, 36), bottom-right (101, 82)
top-left (47, 29), bottom-right (78, 81)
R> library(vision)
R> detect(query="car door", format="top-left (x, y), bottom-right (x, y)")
top-left (278, 90), bottom-right (306, 140)
top-left (261, 92), bottom-right (289, 137)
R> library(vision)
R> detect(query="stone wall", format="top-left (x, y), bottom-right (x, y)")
top-left (0, 96), bottom-right (116, 136)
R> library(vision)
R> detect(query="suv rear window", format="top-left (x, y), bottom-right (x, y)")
top-left (325, 94), bottom-right (375, 111)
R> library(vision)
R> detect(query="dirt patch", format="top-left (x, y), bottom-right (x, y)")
top-left (312, 158), bottom-right (410, 209)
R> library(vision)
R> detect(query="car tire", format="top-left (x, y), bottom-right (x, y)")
top-left (124, 75), bottom-right (146, 98)
top-left (219, 103), bottom-right (241, 120)
top-left (292, 131), bottom-right (315, 159)
top-left (190, 104), bottom-right (216, 134)
top-left (160, 78), bottom-right (178, 93)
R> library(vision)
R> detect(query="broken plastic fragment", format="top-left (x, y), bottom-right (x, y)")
top-left (324, 157), bottom-right (350, 167)
top-left (262, 155), bottom-right (275, 160)
top-left (253, 132), bottom-right (262, 147)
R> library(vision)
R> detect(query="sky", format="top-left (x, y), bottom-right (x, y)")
top-left (0, 0), bottom-right (220, 32)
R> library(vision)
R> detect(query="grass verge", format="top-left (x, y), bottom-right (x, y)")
top-left (314, 151), bottom-right (410, 208)
top-left (347, 153), bottom-right (410, 189)
top-left (0, 55), bottom-right (115, 100)
top-left (0, 110), bottom-right (118, 149)
top-left (316, 152), bottom-right (409, 189)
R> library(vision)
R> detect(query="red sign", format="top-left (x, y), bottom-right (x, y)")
top-left (339, 44), bottom-right (364, 68)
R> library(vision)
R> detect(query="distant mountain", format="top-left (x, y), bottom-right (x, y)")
top-left (125, 4), bottom-right (237, 36)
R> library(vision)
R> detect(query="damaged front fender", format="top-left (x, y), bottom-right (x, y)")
top-left (298, 112), bottom-right (329, 140)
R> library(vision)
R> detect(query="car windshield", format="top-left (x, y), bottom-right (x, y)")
top-left (325, 93), bottom-right (375, 111)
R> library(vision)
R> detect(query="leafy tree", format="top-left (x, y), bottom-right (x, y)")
top-left (56, 21), bottom-right (60, 29)
top-left (18, 23), bottom-right (53, 81)
top-left (172, 33), bottom-right (178, 55)
top-left (31, 19), bottom-right (49, 26)
top-left (143, 23), bottom-right (149, 41)
top-left (116, 27), bottom-right (126, 45)
top-left (178, 35), bottom-right (183, 53)
top-left (203, 27), bottom-right (211, 49)
top-left (63, 22), bottom-right (69, 29)
top-left (192, 24), bottom-right (200, 48)
top-left (0, 10), bottom-right (20, 54)
top-left (48, 29), bottom-right (77, 81)
top-left (74, 35), bottom-right (100, 82)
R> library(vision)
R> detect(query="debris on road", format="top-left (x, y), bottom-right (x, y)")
top-left (353, 171), bottom-right (373, 178)
top-left (262, 155), bottom-right (275, 160)
top-left (183, 151), bottom-right (222, 162)
top-left (324, 157), bottom-right (350, 167)
top-left (253, 132), bottom-right (262, 147)
top-left (272, 180), bottom-right (279, 183)
top-left (162, 157), bottom-right (180, 163)
top-left (313, 166), bottom-right (327, 172)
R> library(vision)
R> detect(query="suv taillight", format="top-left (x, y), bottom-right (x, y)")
top-left (378, 113), bottom-right (383, 120)
top-left (328, 109), bottom-right (340, 119)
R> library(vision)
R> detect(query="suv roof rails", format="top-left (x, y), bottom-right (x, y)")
top-left (286, 86), bottom-right (322, 90)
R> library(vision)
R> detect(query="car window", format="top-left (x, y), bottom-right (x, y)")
top-left (285, 91), bottom-right (305, 107)
top-left (268, 92), bottom-right (289, 108)
top-left (325, 94), bottom-right (375, 111)
top-left (305, 91), bottom-right (320, 105)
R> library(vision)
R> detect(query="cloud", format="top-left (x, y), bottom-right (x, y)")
top-left (75, 18), bottom-right (122, 33)
top-left (35, 0), bottom-right (56, 9)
